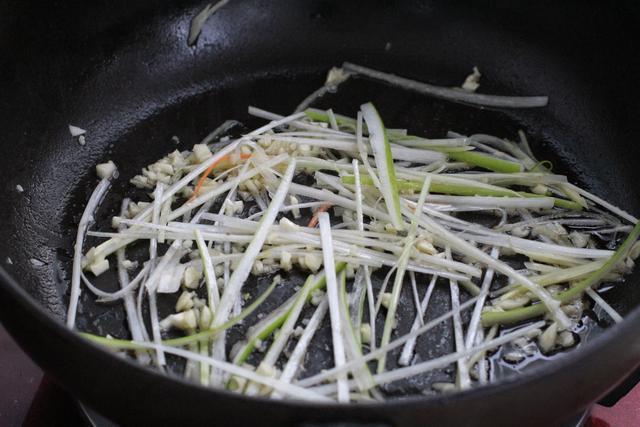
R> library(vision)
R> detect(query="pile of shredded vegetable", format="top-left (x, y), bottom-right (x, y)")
top-left (71, 65), bottom-right (640, 402)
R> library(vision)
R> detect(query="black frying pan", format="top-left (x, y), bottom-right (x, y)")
top-left (2, 1), bottom-right (640, 425)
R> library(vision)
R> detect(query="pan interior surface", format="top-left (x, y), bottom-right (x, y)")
top-left (2, 0), bottom-right (640, 412)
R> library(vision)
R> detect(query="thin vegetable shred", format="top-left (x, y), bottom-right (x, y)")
top-left (70, 65), bottom-right (640, 402)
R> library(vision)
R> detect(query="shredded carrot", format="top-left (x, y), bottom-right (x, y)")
top-left (308, 203), bottom-right (333, 228)
top-left (190, 152), bottom-right (252, 201)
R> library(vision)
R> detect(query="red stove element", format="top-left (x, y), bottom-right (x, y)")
top-left (1, 325), bottom-right (84, 426)
top-left (589, 384), bottom-right (640, 427)
top-left (1, 324), bottom-right (639, 427)
top-left (0, 324), bottom-right (42, 426)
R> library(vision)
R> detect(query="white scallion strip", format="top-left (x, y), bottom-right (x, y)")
top-left (564, 183), bottom-right (638, 224)
top-left (246, 201), bottom-right (325, 221)
top-left (378, 321), bottom-right (544, 386)
top-left (378, 176), bottom-right (431, 372)
top-left (473, 329), bottom-right (488, 384)
top-left (403, 203), bottom-right (571, 328)
top-left (148, 291), bottom-right (165, 366)
top-left (212, 160), bottom-right (296, 328)
top-left (115, 199), bottom-right (148, 362)
top-left (149, 188), bottom-right (179, 368)
top-left (585, 287), bottom-right (623, 323)
top-left (398, 274), bottom-right (437, 366)
top-left (338, 270), bottom-right (375, 391)
top-left (355, 112), bottom-right (383, 196)
top-left (150, 183), bottom-right (164, 265)
top-left (187, 0), bottom-right (230, 46)
top-left (420, 211), bottom-right (613, 259)
top-left (445, 246), bottom-right (471, 389)
top-left (343, 62), bottom-right (548, 108)
top-left (83, 264), bottom-right (150, 302)
top-left (318, 213), bottom-right (350, 403)
top-left (327, 109), bottom-right (340, 131)
top-left (394, 137), bottom-right (470, 148)
top-left (353, 159), bottom-right (377, 351)
top-left (418, 195), bottom-right (555, 209)
top-left (465, 247), bottom-right (499, 350)
top-left (132, 343), bottom-right (331, 401)
top-left (67, 173), bottom-right (114, 329)
top-left (248, 106), bottom-right (350, 136)
top-left (454, 230), bottom-right (613, 260)
top-left (253, 134), bottom-right (446, 164)
top-left (144, 241), bottom-right (185, 292)
top-left (297, 296), bottom-right (479, 387)
top-left (496, 259), bottom-right (606, 297)
top-left (311, 321), bottom-right (545, 395)
top-left (273, 298), bottom-right (328, 397)
top-left (249, 275), bottom-right (313, 390)
top-left (361, 102), bottom-right (404, 230)
top-left (135, 273), bottom-right (150, 345)
top-left (194, 229), bottom-right (220, 309)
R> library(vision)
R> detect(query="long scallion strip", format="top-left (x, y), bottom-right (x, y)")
top-left (212, 160), bottom-right (296, 329)
top-left (245, 275), bottom-right (315, 395)
top-left (311, 321), bottom-right (545, 395)
top-left (403, 203), bottom-right (571, 328)
top-left (187, 0), bottom-right (230, 46)
top-left (342, 174), bottom-right (581, 210)
top-left (361, 102), bottom-right (404, 230)
top-left (67, 173), bottom-right (115, 329)
top-left (464, 247), bottom-right (499, 350)
top-left (445, 246), bottom-right (471, 389)
top-left (353, 159), bottom-right (377, 351)
top-left (297, 296), bottom-right (479, 387)
top-left (304, 108), bottom-right (412, 141)
top-left (86, 264), bottom-right (150, 302)
top-left (585, 288), bottom-right (623, 324)
top-left (343, 62), bottom-right (548, 108)
top-left (273, 298), bottom-right (328, 397)
top-left (194, 229), bottom-right (220, 309)
top-left (319, 212), bottom-right (350, 402)
top-left (378, 176), bottom-right (431, 372)
top-left (482, 221), bottom-right (640, 326)
top-left (564, 183), bottom-right (638, 224)
top-left (338, 270), bottom-right (375, 391)
top-left (398, 274), bottom-right (437, 366)
top-left (116, 200), bottom-right (148, 363)
top-left (448, 150), bottom-right (524, 173)
top-left (146, 343), bottom-right (332, 401)
top-left (81, 275), bottom-right (280, 350)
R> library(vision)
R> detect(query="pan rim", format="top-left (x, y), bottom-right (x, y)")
top-left (2, 262), bottom-right (640, 414)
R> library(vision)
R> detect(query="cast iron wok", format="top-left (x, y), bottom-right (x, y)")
top-left (2, 0), bottom-right (640, 425)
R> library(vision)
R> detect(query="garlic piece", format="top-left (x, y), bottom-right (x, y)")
top-left (96, 161), bottom-right (117, 179)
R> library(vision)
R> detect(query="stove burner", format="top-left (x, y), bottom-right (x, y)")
top-left (0, 325), bottom-right (636, 426)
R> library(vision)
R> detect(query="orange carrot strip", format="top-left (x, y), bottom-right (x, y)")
top-left (308, 203), bottom-right (333, 228)
top-left (190, 152), bottom-right (252, 201)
